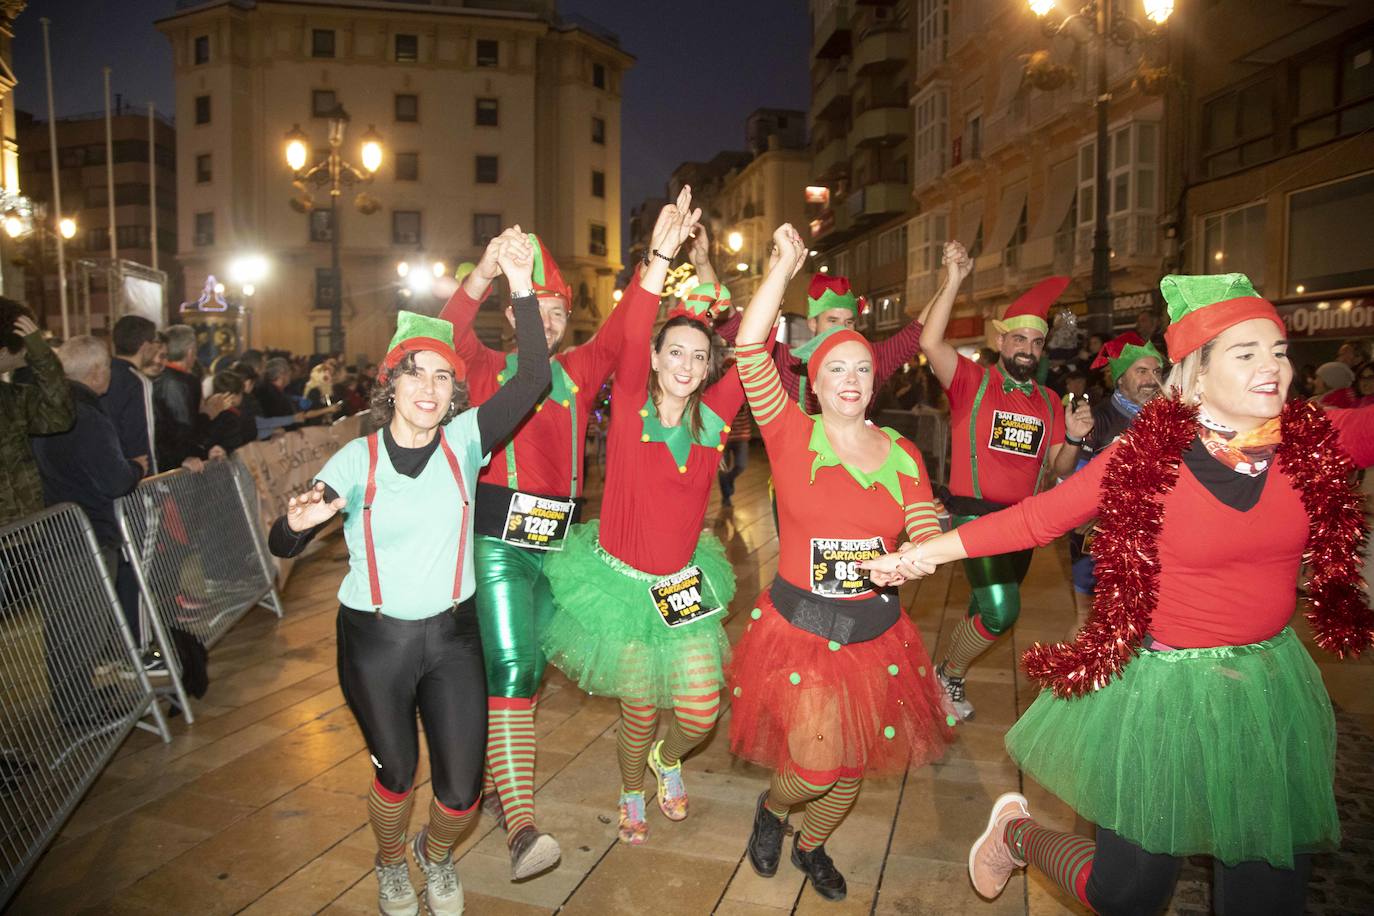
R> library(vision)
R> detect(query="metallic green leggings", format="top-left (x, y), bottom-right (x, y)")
top-left (952, 514), bottom-right (1034, 636)
top-left (474, 535), bottom-right (555, 698)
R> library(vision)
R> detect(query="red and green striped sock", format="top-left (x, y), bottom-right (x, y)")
top-left (798, 777), bottom-right (861, 851)
top-left (367, 779), bottom-right (414, 865)
top-left (487, 697), bottom-right (537, 844)
top-left (659, 691), bottom-right (720, 766)
top-left (942, 615), bottom-right (998, 678)
top-left (423, 797), bottom-right (478, 862)
top-left (764, 768), bottom-right (833, 821)
top-left (618, 700), bottom-right (659, 793)
top-left (1005, 817), bottom-right (1094, 906)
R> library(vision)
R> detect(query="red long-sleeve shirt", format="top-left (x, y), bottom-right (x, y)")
top-left (957, 406), bottom-right (1374, 648)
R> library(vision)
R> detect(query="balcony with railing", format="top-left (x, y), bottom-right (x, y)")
top-left (813, 3), bottom-right (852, 59)
top-left (845, 181), bottom-right (910, 224)
top-left (811, 64), bottom-right (852, 123)
top-left (813, 134), bottom-right (850, 181)
top-left (852, 100), bottom-right (909, 148)
top-left (1075, 214), bottom-right (1161, 268)
top-left (853, 25), bottom-right (909, 75)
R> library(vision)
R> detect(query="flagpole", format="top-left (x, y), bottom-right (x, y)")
top-left (40, 17), bottom-right (68, 339)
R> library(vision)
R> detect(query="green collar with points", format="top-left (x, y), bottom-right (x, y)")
top-left (638, 395), bottom-right (728, 468)
top-left (808, 419), bottom-right (920, 505)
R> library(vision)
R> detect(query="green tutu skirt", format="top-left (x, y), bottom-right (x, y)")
top-left (542, 521), bottom-right (734, 707)
top-left (1006, 626), bottom-right (1337, 868)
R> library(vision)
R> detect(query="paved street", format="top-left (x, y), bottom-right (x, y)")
top-left (10, 448), bottom-right (1373, 915)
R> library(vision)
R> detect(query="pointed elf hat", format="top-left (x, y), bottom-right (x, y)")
top-left (1091, 332), bottom-right (1164, 383)
top-left (528, 233), bottom-right (573, 305)
top-left (993, 276), bottom-right (1071, 336)
top-left (807, 274), bottom-right (869, 319)
top-left (379, 310), bottom-right (466, 381)
top-left (1161, 273), bottom-right (1283, 360)
top-left (667, 281), bottom-right (732, 325)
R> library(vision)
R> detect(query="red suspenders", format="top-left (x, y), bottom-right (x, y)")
top-left (361, 431), bottom-right (471, 615)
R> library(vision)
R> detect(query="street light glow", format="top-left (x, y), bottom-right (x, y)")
top-left (360, 126), bottom-right (384, 173)
top-left (213, 282), bottom-right (226, 295)
top-left (736, 261), bottom-right (749, 272)
top-left (3, 216), bottom-right (23, 238)
top-left (1142, 0), bottom-right (1174, 25)
top-left (228, 253), bottom-right (269, 284)
top-left (284, 124), bottom-right (309, 171)
top-left (612, 289), bottom-right (623, 303)
top-left (405, 268), bottom-right (433, 294)
top-left (431, 261), bottom-right (446, 278)
top-left (396, 261), bottom-right (411, 278)
top-left (1027, 0), bottom-right (1056, 15)
top-left (726, 231), bottom-right (744, 253)
top-left (242, 284), bottom-right (256, 297)
top-left (58, 217), bottom-right (77, 239)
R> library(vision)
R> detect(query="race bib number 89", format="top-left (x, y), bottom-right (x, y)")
top-left (649, 565), bottom-right (721, 628)
top-left (502, 493), bottom-right (574, 551)
top-left (810, 537), bottom-right (885, 598)
top-left (988, 410), bottom-right (1046, 457)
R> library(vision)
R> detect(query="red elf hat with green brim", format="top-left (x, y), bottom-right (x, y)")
top-left (379, 310), bottom-right (466, 382)
top-left (667, 281), bottom-right (732, 324)
top-left (992, 276), bottom-right (1071, 336)
top-left (1091, 332), bottom-right (1164, 383)
top-left (1161, 273), bottom-right (1284, 360)
top-left (807, 274), bottom-right (870, 318)
top-left (528, 233), bottom-right (573, 305)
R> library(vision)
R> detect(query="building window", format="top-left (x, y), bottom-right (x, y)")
top-left (915, 0), bottom-right (949, 77)
top-left (393, 210), bottom-right (422, 246)
top-left (395, 152), bottom-right (419, 181)
top-left (475, 98), bottom-right (499, 127)
top-left (312, 29), bottom-right (336, 59)
top-left (589, 222), bottom-right (607, 256)
top-left (963, 110), bottom-right (983, 163)
top-left (395, 94), bottom-right (418, 123)
top-left (315, 268), bottom-right (338, 309)
top-left (312, 90), bottom-right (339, 118)
top-left (592, 170), bottom-right (605, 198)
top-left (592, 62), bottom-right (606, 89)
top-left (906, 210), bottom-right (950, 304)
top-left (195, 153), bottom-right (212, 184)
top-left (1292, 34), bottom-right (1374, 150)
top-left (1287, 171), bottom-right (1374, 295)
top-left (395, 34), bottom-right (418, 63)
top-left (475, 155), bottom-right (499, 184)
top-left (194, 211), bottom-right (214, 247)
top-left (474, 212), bottom-right (502, 246)
top-left (876, 224), bottom-right (908, 267)
top-left (476, 39), bottom-right (499, 67)
top-left (1004, 202), bottom-right (1030, 268)
top-left (310, 209), bottom-right (334, 242)
top-left (194, 35), bottom-right (210, 65)
top-left (1201, 79), bottom-right (1275, 178)
top-left (913, 84), bottom-right (948, 189)
top-left (194, 95), bottom-right (211, 125)
top-left (1199, 202), bottom-right (1266, 292)
top-left (592, 116), bottom-right (606, 145)
top-left (1078, 122), bottom-right (1158, 224)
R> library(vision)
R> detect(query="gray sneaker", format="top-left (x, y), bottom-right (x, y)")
top-left (936, 664), bottom-right (975, 721)
top-left (374, 855), bottom-right (419, 916)
top-left (411, 829), bottom-right (464, 916)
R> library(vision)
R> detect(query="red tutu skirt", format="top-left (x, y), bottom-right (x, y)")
top-left (727, 592), bottom-right (956, 782)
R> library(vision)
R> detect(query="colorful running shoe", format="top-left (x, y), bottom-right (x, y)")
top-left (647, 739), bottom-right (688, 821)
top-left (618, 790), bottom-right (649, 845)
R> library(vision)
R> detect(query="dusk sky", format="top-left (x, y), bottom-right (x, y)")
top-left (10, 0), bottom-right (811, 256)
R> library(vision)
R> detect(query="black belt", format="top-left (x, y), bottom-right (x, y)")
top-left (769, 577), bottom-right (899, 645)
top-left (937, 486), bottom-right (1010, 518)
top-left (472, 483), bottom-right (584, 539)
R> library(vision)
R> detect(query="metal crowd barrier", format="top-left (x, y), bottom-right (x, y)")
top-left (879, 408), bottom-right (950, 487)
top-left (115, 459), bottom-right (284, 722)
top-left (0, 504), bottom-right (170, 909)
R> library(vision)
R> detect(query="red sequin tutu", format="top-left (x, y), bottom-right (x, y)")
top-left (727, 591), bottom-right (955, 781)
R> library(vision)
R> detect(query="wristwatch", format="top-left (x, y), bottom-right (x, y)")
top-left (510, 288), bottom-right (536, 299)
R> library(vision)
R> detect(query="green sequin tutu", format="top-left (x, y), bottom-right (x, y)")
top-left (542, 520), bottom-right (734, 707)
top-left (1006, 626), bottom-right (1338, 868)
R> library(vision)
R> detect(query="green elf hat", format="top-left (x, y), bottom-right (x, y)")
top-left (1161, 272), bottom-right (1283, 360)
top-left (1091, 331), bottom-right (1164, 383)
top-left (992, 276), bottom-right (1071, 336)
top-left (807, 274), bottom-right (870, 318)
top-left (667, 281), bottom-right (732, 325)
top-left (379, 310), bottom-right (466, 382)
top-left (528, 233), bottom-right (573, 305)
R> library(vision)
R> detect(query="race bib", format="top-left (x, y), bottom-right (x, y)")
top-left (810, 537), bottom-right (885, 598)
top-left (649, 566), bottom-right (721, 628)
top-left (988, 410), bottom-right (1045, 457)
top-left (501, 492), bottom-right (574, 551)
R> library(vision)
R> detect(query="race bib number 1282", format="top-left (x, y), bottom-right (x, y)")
top-left (502, 493), bottom-right (574, 550)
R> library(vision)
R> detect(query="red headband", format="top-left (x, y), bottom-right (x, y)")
top-left (379, 338), bottom-right (467, 383)
top-left (1163, 296), bottom-right (1284, 360)
top-left (806, 329), bottom-right (873, 386)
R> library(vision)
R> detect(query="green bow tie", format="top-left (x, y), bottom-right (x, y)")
top-left (1002, 376), bottom-right (1035, 396)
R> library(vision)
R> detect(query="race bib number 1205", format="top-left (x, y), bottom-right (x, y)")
top-left (988, 410), bottom-right (1046, 457)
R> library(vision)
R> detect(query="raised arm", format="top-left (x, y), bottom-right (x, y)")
top-left (12, 317), bottom-right (74, 435)
top-left (476, 235), bottom-right (552, 455)
top-left (685, 222), bottom-right (718, 286)
top-left (918, 241), bottom-right (973, 389)
top-left (439, 228), bottom-right (521, 370)
top-left (737, 224), bottom-right (806, 347)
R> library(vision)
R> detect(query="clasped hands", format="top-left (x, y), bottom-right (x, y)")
top-left (860, 542), bottom-right (940, 587)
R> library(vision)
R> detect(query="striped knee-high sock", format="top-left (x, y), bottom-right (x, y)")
top-left (764, 768), bottom-right (834, 821)
top-left (659, 691), bottom-right (720, 766)
top-left (942, 615), bottom-right (998, 678)
top-left (481, 761), bottom-right (496, 800)
top-left (423, 797), bottom-right (479, 862)
top-left (1006, 817), bottom-right (1094, 906)
top-left (487, 697), bottom-right (537, 843)
top-left (797, 777), bottom-right (861, 851)
top-left (368, 779), bottom-right (414, 865)
top-left (618, 700), bottom-right (659, 793)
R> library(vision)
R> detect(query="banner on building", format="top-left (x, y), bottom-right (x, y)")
top-left (1276, 298), bottom-right (1374, 339)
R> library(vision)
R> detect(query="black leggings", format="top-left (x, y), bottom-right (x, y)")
top-left (336, 602), bottom-right (488, 810)
top-left (1085, 827), bottom-right (1312, 916)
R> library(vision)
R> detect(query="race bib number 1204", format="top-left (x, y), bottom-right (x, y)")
top-left (649, 566), bottom-right (721, 628)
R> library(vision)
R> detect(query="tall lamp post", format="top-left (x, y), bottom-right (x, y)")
top-left (284, 107), bottom-right (383, 354)
top-left (1028, 0), bottom-right (1173, 330)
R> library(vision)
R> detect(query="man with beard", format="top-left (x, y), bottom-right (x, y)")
top-left (1065, 332), bottom-right (1164, 630)
top-left (919, 254), bottom-right (1092, 720)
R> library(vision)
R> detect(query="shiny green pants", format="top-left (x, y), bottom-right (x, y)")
top-left (474, 535), bottom-right (555, 698)
top-left (951, 514), bottom-right (1034, 636)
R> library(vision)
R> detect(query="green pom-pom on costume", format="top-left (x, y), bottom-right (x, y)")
top-left (542, 520), bottom-right (735, 707)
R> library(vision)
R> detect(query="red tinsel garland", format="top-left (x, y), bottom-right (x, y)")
top-left (1024, 396), bottom-right (1374, 699)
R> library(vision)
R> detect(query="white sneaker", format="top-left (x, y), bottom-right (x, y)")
top-left (374, 855), bottom-right (419, 916)
top-left (936, 663), bottom-right (975, 721)
top-left (411, 828), bottom-right (464, 915)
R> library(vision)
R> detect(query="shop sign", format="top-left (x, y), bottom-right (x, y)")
top-left (1278, 298), bottom-right (1374, 338)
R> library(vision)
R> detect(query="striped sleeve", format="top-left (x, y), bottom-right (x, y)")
top-left (904, 500), bottom-right (942, 545)
top-left (736, 342), bottom-right (791, 428)
top-left (898, 439), bottom-right (941, 545)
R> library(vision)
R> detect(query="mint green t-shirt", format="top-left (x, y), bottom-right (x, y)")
top-left (316, 410), bottom-right (489, 619)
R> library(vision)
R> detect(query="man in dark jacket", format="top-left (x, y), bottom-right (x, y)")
top-left (103, 315), bottom-right (159, 476)
top-left (153, 324), bottom-right (202, 470)
top-left (0, 300), bottom-right (74, 528)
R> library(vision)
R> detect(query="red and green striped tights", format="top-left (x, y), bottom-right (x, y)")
top-left (761, 769), bottom-right (863, 851)
top-left (368, 780), bottom-right (478, 865)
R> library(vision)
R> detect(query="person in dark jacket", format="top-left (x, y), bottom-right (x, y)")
top-left (0, 299), bottom-right (74, 528)
top-left (153, 324), bottom-right (202, 469)
top-left (103, 315), bottom-right (159, 476)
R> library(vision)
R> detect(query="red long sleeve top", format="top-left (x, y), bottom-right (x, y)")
top-left (438, 277), bottom-right (652, 499)
top-left (957, 406), bottom-right (1374, 648)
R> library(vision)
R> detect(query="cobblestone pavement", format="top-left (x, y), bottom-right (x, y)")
top-left (9, 448), bottom-right (1373, 914)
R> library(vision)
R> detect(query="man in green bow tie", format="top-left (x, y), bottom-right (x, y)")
top-left (917, 244), bottom-right (1093, 721)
